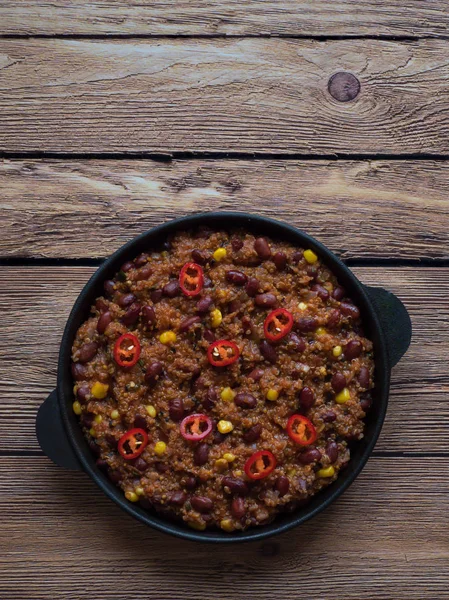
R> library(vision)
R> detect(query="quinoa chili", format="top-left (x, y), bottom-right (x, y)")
top-left (71, 230), bottom-right (374, 532)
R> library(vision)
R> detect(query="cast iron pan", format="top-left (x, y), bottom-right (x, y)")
top-left (36, 212), bottom-right (412, 543)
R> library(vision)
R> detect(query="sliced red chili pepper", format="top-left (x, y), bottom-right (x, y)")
top-left (118, 428), bottom-right (149, 460)
top-left (286, 414), bottom-right (317, 446)
top-left (180, 413), bottom-right (213, 441)
top-left (113, 333), bottom-right (141, 367)
top-left (179, 262), bottom-right (204, 297)
top-left (244, 450), bottom-right (277, 480)
top-left (207, 340), bottom-right (240, 367)
top-left (264, 308), bottom-right (294, 342)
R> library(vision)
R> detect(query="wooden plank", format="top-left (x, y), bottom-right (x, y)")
top-left (1, 159), bottom-right (448, 260)
top-left (0, 1), bottom-right (448, 37)
top-left (0, 266), bottom-right (447, 453)
top-left (0, 456), bottom-right (448, 600)
top-left (1, 39), bottom-right (448, 154)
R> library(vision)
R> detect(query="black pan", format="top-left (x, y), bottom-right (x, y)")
top-left (36, 212), bottom-right (411, 543)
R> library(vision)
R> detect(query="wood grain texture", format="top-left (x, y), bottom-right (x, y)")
top-left (0, 266), bottom-right (446, 453)
top-left (1, 39), bottom-right (449, 154)
top-left (1, 159), bottom-right (448, 260)
top-left (1, 455), bottom-right (448, 599)
top-left (0, 1), bottom-right (448, 37)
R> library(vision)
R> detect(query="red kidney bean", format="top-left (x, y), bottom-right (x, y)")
top-left (292, 251), bottom-right (302, 263)
top-left (275, 476), bottom-right (290, 497)
top-left (133, 414), bottom-right (147, 430)
top-left (322, 410), bottom-right (337, 423)
top-left (299, 386), bottom-right (315, 409)
top-left (180, 315), bottom-right (202, 333)
top-left (260, 340), bottom-right (277, 364)
top-left (341, 302), bottom-right (360, 319)
top-left (327, 309), bottom-right (341, 329)
top-left (287, 333), bottom-right (306, 353)
top-left (163, 280), bottom-right (180, 298)
top-left (222, 477), bottom-right (249, 496)
top-left (311, 284), bottom-right (329, 301)
top-left (134, 457), bottom-right (148, 472)
top-left (135, 253), bottom-right (150, 267)
top-left (97, 311), bottom-right (112, 334)
top-left (231, 237), bottom-right (244, 252)
top-left (331, 372), bottom-right (346, 393)
top-left (193, 377), bottom-right (207, 391)
top-left (197, 296), bottom-right (213, 314)
top-left (296, 316), bottom-right (318, 332)
top-left (360, 392), bottom-right (372, 412)
top-left (76, 384), bottom-right (90, 402)
top-left (117, 293), bottom-right (136, 308)
top-left (145, 361), bottom-right (164, 385)
top-left (105, 434), bottom-right (117, 449)
top-left (231, 497), bottom-right (246, 519)
top-left (96, 458), bottom-right (108, 472)
top-left (228, 299), bottom-right (241, 314)
top-left (202, 388), bottom-right (217, 411)
top-left (248, 368), bottom-right (264, 381)
top-left (332, 286), bottom-right (345, 301)
top-left (155, 462), bottom-right (169, 473)
top-left (135, 263), bottom-right (152, 281)
top-left (226, 270), bottom-right (248, 286)
top-left (88, 439), bottom-right (101, 456)
top-left (191, 496), bottom-right (213, 513)
top-left (203, 328), bottom-right (216, 343)
top-left (243, 423), bottom-right (262, 443)
top-left (80, 413), bottom-right (94, 428)
top-left (272, 252), bottom-right (287, 271)
top-left (306, 265), bottom-right (318, 280)
top-left (358, 366), bottom-right (370, 389)
top-left (298, 448), bottom-right (322, 465)
top-left (78, 342), bottom-right (99, 364)
top-left (71, 362), bottom-right (87, 381)
top-left (254, 237), bottom-right (271, 259)
top-left (193, 443), bottom-right (210, 466)
top-left (169, 398), bottom-right (185, 422)
top-left (150, 289), bottom-right (163, 304)
top-left (108, 469), bottom-right (122, 484)
top-left (104, 280), bottom-right (116, 296)
top-left (326, 441), bottom-right (339, 464)
top-left (121, 303), bottom-right (141, 326)
top-left (255, 293), bottom-right (277, 308)
top-left (121, 261), bottom-right (134, 272)
top-left (184, 476), bottom-right (198, 490)
top-left (345, 339), bottom-right (363, 360)
top-left (213, 430), bottom-right (226, 444)
top-left (169, 491), bottom-right (188, 506)
top-left (142, 305), bottom-right (156, 326)
top-left (191, 249), bottom-right (207, 265)
top-left (245, 277), bottom-right (260, 297)
top-left (234, 392), bottom-right (257, 409)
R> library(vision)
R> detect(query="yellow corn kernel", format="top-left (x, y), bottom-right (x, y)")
top-left (154, 441), bottom-right (167, 456)
top-left (298, 302), bottom-right (308, 310)
top-left (223, 453), bottom-right (236, 463)
top-left (303, 249), bottom-right (318, 264)
top-left (221, 387), bottom-right (236, 402)
top-left (72, 401), bottom-right (82, 415)
top-left (332, 345), bottom-right (343, 357)
top-left (135, 487), bottom-right (145, 496)
top-left (234, 470), bottom-right (243, 477)
top-left (335, 387), bottom-right (351, 404)
top-left (220, 519), bottom-right (235, 532)
top-left (316, 327), bottom-right (327, 336)
top-left (159, 330), bottom-right (177, 345)
top-left (125, 491), bottom-right (139, 502)
top-left (317, 466), bottom-right (335, 478)
top-left (91, 381), bottom-right (109, 400)
top-left (94, 414), bottom-right (103, 424)
top-left (215, 458), bottom-right (229, 470)
top-left (287, 468), bottom-right (297, 478)
top-left (110, 409), bottom-right (119, 420)
top-left (213, 247), bottom-right (227, 261)
top-left (89, 427), bottom-right (96, 437)
top-left (266, 389), bottom-right (279, 402)
top-left (210, 309), bottom-right (222, 328)
top-left (217, 420), bottom-right (234, 434)
top-left (145, 405), bottom-right (157, 418)
top-left (188, 521), bottom-right (206, 531)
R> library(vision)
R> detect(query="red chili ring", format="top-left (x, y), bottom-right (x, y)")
top-left (180, 413), bottom-right (213, 441)
top-left (207, 340), bottom-right (240, 367)
top-left (179, 262), bottom-right (204, 297)
top-left (286, 414), bottom-right (317, 446)
top-left (113, 332), bottom-right (141, 368)
top-left (264, 308), bottom-right (294, 342)
top-left (118, 428), bottom-right (149, 460)
top-left (244, 450), bottom-right (277, 480)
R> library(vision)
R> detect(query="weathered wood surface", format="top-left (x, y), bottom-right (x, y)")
top-left (1, 39), bottom-right (449, 154)
top-left (1, 159), bottom-right (448, 260)
top-left (0, 1), bottom-right (448, 37)
top-left (1, 455), bottom-right (448, 599)
top-left (0, 266), bottom-right (446, 453)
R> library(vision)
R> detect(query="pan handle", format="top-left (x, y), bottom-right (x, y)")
top-left (36, 389), bottom-right (82, 470)
top-left (363, 285), bottom-right (412, 368)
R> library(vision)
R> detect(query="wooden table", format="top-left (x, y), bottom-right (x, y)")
top-left (1, 3), bottom-right (448, 599)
